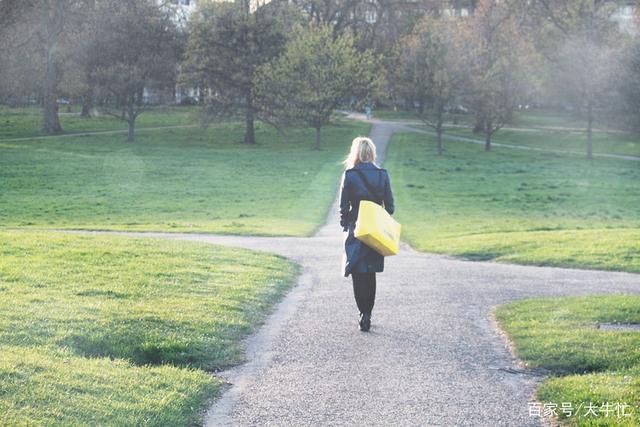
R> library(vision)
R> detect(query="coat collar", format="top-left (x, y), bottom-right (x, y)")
top-left (354, 162), bottom-right (379, 170)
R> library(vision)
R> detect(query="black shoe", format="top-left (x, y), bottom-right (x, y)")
top-left (359, 313), bottom-right (371, 332)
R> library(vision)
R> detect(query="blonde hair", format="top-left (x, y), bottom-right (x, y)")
top-left (343, 136), bottom-right (377, 169)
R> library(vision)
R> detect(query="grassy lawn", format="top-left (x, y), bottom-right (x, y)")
top-left (385, 132), bottom-right (640, 273)
top-left (0, 346), bottom-right (219, 426)
top-left (495, 295), bottom-right (640, 426)
top-left (0, 120), bottom-right (369, 236)
top-left (445, 127), bottom-right (640, 158)
top-left (373, 107), bottom-right (615, 131)
top-left (0, 107), bottom-right (366, 423)
top-left (509, 109), bottom-right (609, 130)
top-left (0, 229), bottom-right (298, 425)
top-left (0, 106), bottom-right (199, 139)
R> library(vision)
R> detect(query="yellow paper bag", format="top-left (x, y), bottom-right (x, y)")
top-left (354, 200), bottom-right (401, 256)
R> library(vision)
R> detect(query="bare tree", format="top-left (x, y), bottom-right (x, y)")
top-left (77, 0), bottom-right (97, 117)
top-left (0, 1), bottom-right (39, 105)
top-left (0, 0), bottom-right (88, 130)
top-left (458, 0), bottom-right (534, 151)
top-left (40, 0), bottom-right (66, 133)
top-left (615, 34), bottom-right (640, 132)
top-left (531, 0), bottom-right (620, 159)
top-left (92, 0), bottom-right (179, 141)
top-left (392, 14), bottom-right (463, 155)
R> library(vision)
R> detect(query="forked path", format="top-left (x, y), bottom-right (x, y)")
top-left (70, 122), bottom-right (639, 426)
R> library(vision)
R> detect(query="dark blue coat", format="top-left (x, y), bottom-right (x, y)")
top-left (339, 162), bottom-right (395, 277)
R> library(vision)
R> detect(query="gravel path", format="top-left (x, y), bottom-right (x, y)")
top-left (63, 122), bottom-right (640, 426)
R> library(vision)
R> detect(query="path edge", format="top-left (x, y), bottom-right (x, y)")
top-left (203, 268), bottom-right (316, 426)
top-left (488, 306), bottom-right (556, 427)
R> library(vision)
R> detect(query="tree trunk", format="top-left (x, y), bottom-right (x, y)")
top-left (485, 121), bottom-right (492, 152)
top-left (436, 109), bottom-right (444, 155)
top-left (42, 1), bottom-right (64, 134)
top-left (80, 101), bottom-right (92, 118)
top-left (82, 0), bottom-right (97, 118)
top-left (314, 126), bottom-right (321, 150)
top-left (473, 117), bottom-right (484, 134)
top-left (586, 101), bottom-right (593, 160)
top-left (43, 96), bottom-right (62, 134)
top-left (244, 93), bottom-right (256, 144)
top-left (80, 79), bottom-right (94, 118)
top-left (127, 102), bottom-right (135, 141)
top-left (243, 100), bottom-right (256, 144)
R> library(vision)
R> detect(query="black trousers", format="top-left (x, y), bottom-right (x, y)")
top-left (351, 272), bottom-right (376, 316)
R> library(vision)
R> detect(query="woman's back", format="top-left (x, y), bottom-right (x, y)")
top-left (340, 162), bottom-right (394, 230)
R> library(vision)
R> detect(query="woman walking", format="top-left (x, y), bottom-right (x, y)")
top-left (339, 136), bottom-right (395, 332)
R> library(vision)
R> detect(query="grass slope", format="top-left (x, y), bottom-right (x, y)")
top-left (373, 106), bottom-right (639, 157)
top-left (374, 107), bottom-right (627, 133)
top-left (0, 346), bottom-right (219, 426)
top-left (0, 106), bottom-right (198, 140)
top-left (446, 127), bottom-right (640, 158)
top-left (496, 296), bottom-right (640, 426)
top-left (0, 120), bottom-right (369, 236)
top-left (0, 230), bottom-right (298, 425)
top-left (385, 132), bottom-right (640, 273)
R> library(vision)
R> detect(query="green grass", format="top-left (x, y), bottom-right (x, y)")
top-left (0, 108), bottom-right (366, 423)
top-left (510, 109), bottom-right (606, 130)
top-left (0, 346), bottom-right (220, 426)
top-left (0, 106), bottom-right (199, 139)
top-left (0, 229), bottom-right (298, 425)
top-left (445, 127), bottom-right (640, 158)
top-left (496, 296), bottom-right (640, 426)
top-left (425, 229), bottom-right (640, 272)
top-left (373, 107), bottom-right (615, 131)
top-left (537, 368), bottom-right (640, 426)
top-left (0, 230), bottom-right (297, 369)
top-left (385, 132), bottom-right (640, 273)
top-left (496, 296), bottom-right (640, 374)
top-left (0, 120), bottom-right (369, 235)
top-left (374, 106), bottom-right (639, 157)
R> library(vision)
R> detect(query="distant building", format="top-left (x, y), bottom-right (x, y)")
top-left (169, 0), bottom-right (198, 25)
top-left (611, 3), bottom-right (637, 35)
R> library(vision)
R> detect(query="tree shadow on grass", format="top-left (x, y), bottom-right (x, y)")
top-left (458, 251), bottom-right (503, 262)
top-left (55, 316), bottom-right (246, 371)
